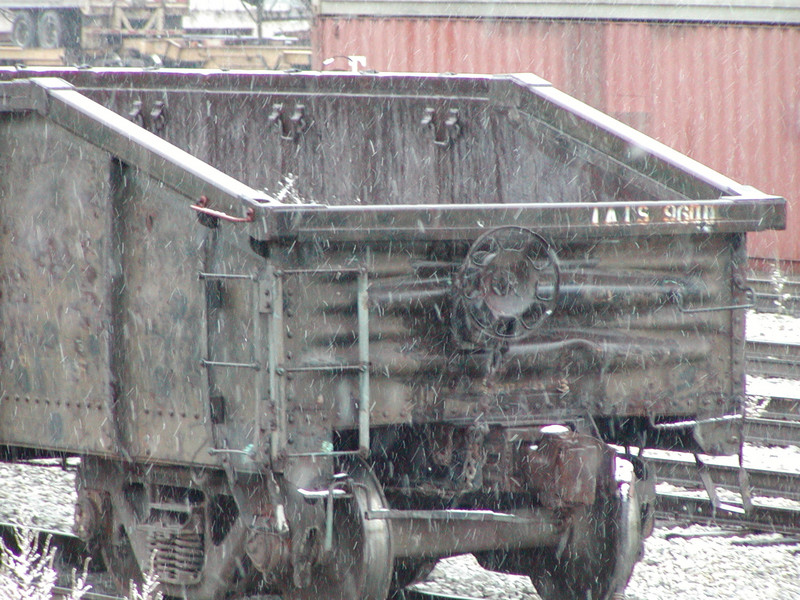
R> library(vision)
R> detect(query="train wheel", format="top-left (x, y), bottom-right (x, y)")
top-left (37, 11), bottom-right (65, 49)
top-left (285, 460), bottom-right (393, 600)
top-left (476, 459), bottom-right (649, 600)
top-left (530, 467), bottom-right (645, 600)
top-left (12, 12), bottom-right (37, 48)
top-left (98, 527), bottom-right (142, 595)
top-left (526, 498), bottom-right (628, 599)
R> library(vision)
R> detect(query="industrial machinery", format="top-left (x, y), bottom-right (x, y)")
top-left (0, 69), bottom-right (785, 600)
top-left (0, 0), bottom-right (312, 70)
top-left (2, 0), bottom-right (187, 49)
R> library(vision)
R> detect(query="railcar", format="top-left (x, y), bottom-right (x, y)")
top-left (0, 69), bottom-right (785, 600)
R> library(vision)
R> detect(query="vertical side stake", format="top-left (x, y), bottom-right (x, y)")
top-left (357, 270), bottom-right (370, 457)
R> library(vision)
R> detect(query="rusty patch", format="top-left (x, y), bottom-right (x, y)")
top-left (427, 423), bottom-right (455, 467)
top-left (523, 429), bottom-right (615, 508)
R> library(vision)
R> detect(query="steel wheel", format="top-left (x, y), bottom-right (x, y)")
top-left (37, 10), bottom-right (65, 49)
top-left (476, 459), bottom-right (649, 600)
top-left (528, 460), bottom-right (649, 600)
top-left (527, 497), bottom-right (625, 600)
top-left (12, 12), bottom-right (37, 48)
top-left (98, 528), bottom-right (142, 595)
top-left (286, 460), bottom-right (393, 600)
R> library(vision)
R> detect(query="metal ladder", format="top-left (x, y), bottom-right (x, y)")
top-left (199, 269), bottom-right (268, 464)
top-left (266, 266), bottom-right (371, 461)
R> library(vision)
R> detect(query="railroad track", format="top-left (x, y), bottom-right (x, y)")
top-left (645, 450), bottom-right (800, 535)
top-left (746, 339), bottom-right (800, 379)
top-left (655, 491), bottom-right (800, 535)
top-left (645, 453), bottom-right (800, 502)
top-left (749, 276), bottom-right (800, 315)
top-left (744, 414), bottom-right (800, 447)
top-left (401, 591), bottom-right (486, 600)
top-left (49, 580), bottom-right (485, 600)
top-left (55, 591), bottom-right (481, 600)
top-left (53, 589), bottom-right (491, 600)
top-left (53, 588), bottom-right (121, 600)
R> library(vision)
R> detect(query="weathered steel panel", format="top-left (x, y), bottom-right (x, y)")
top-left (314, 17), bottom-right (800, 263)
top-left (109, 164), bottom-right (212, 463)
top-left (0, 113), bottom-right (215, 463)
top-left (0, 114), bottom-right (117, 454)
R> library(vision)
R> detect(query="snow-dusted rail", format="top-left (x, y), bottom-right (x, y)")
top-left (749, 277), bottom-right (800, 316)
top-left (747, 339), bottom-right (800, 379)
top-left (656, 492), bottom-right (800, 536)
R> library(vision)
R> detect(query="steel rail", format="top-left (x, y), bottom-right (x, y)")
top-left (744, 415), bottom-right (800, 447)
top-left (0, 521), bottom-right (83, 548)
top-left (54, 586), bottom-right (489, 600)
top-left (758, 411), bottom-right (800, 422)
top-left (752, 293), bottom-right (800, 315)
top-left (748, 277), bottom-right (800, 315)
top-left (644, 454), bottom-right (800, 502)
top-left (52, 588), bottom-right (123, 600)
top-left (400, 590), bottom-right (488, 600)
top-left (746, 339), bottom-right (800, 379)
top-left (656, 491), bottom-right (800, 535)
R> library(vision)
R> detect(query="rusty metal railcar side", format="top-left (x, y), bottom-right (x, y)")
top-left (0, 70), bottom-right (786, 600)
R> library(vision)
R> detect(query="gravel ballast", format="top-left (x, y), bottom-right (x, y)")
top-left (416, 525), bottom-right (800, 600)
top-left (2, 460), bottom-right (799, 599)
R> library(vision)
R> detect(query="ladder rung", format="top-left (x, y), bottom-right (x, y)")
top-left (199, 272), bottom-right (255, 280)
top-left (278, 363), bottom-right (367, 374)
top-left (201, 360), bottom-right (260, 370)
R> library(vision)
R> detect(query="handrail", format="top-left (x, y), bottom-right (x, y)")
top-left (0, 77), bottom-right (286, 213)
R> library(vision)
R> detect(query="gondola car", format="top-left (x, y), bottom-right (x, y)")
top-left (0, 70), bottom-right (785, 599)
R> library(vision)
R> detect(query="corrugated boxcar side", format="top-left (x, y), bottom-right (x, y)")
top-left (314, 18), bottom-right (799, 264)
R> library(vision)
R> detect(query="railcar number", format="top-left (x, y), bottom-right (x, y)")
top-left (590, 204), bottom-right (718, 226)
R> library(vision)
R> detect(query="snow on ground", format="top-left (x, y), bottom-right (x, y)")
top-left (417, 527), bottom-right (800, 600)
top-left (748, 375), bottom-right (800, 401)
top-left (0, 459), bottom-right (76, 533)
top-left (625, 525), bottom-right (800, 600)
top-left (747, 310), bottom-right (800, 344)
